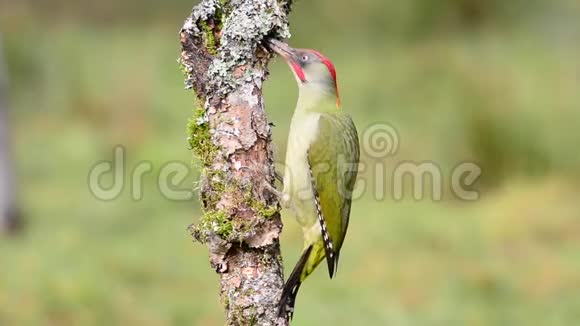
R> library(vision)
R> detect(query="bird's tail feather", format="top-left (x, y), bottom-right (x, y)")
top-left (278, 245), bottom-right (313, 320)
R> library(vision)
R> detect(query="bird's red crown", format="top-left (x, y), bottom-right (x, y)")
top-left (308, 49), bottom-right (340, 107)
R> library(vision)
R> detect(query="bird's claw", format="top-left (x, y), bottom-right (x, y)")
top-left (263, 181), bottom-right (285, 202)
top-left (263, 181), bottom-right (296, 212)
top-left (274, 170), bottom-right (284, 184)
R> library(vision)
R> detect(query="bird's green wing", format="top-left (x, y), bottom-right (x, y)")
top-left (307, 112), bottom-right (359, 277)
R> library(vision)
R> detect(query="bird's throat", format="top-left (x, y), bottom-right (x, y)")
top-left (297, 83), bottom-right (340, 112)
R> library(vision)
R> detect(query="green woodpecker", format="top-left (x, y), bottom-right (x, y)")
top-left (266, 38), bottom-right (360, 319)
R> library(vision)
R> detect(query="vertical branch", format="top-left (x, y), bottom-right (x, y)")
top-left (179, 1), bottom-right (292, 325)
top-left (0, 34), bottom-right (22, 235)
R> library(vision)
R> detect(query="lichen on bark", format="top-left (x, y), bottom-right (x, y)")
top-left (179, 0), bottom-right (293, 325)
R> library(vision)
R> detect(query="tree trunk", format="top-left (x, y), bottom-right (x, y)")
top-left (179, 1), bottom-right (292, 325)
top-left (0, 34), bottom-right (22, 234)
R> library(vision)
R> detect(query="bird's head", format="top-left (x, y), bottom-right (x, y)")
top-left (266, 38), bottom-right (341, 108)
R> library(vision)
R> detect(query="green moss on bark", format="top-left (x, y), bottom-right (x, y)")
top-left (199, 20), bottom-right (218, 55)
top-left (197, 210), bottom-right (233, 241)
top-left (187, 106), bottom-right (216, 166)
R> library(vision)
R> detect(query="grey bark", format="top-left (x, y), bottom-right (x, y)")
top-left (0, 34), bottom-right (22, 234)
top-left (179, 1), bottom-right (292, 325)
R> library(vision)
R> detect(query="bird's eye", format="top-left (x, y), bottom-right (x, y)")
top-left (301, 55), bottom-right (309, 62)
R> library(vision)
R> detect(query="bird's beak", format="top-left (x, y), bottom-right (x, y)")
top-left (266, 38), bottom-right (297, 61)
top-left (265, 38), bottom-right (306, 82)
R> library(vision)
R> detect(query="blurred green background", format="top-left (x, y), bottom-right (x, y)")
top-left (1, 0), bottom-right (580, 325)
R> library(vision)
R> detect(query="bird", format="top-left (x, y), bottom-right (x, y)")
top-left (265, 38), bottom-right (360, 319)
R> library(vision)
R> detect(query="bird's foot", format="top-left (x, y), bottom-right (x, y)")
top-left (263, 180), bottom-right (301, 216)
top-left (263, 181), bottom-right (288, 205)
top-left (274, 170), bottom-right (284, 184)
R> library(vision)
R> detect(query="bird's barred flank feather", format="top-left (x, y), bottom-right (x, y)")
top-left (307, 153), bottom-right (336, 278)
